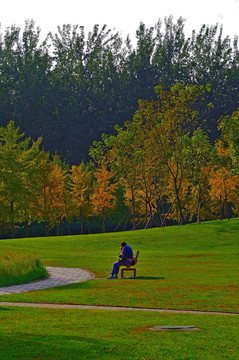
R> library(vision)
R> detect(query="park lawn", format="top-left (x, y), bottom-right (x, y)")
top-left (0, 218), bottom-right (238, 312)
top-left (0, 306), bottom-right (239, 360)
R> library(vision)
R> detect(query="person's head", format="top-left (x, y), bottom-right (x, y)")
top-left (121, 242), bottom-right (127, 249)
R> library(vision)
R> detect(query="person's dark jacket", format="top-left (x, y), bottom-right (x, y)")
top-left (122, 245), bottom-right (133, 260)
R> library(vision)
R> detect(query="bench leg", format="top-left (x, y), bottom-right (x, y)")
top-left (121, 268), bottom-right (136, 278)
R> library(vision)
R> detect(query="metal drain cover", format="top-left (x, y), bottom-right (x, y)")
top-left (149, 326), bottom-right (201, 331)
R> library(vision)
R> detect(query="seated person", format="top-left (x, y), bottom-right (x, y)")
top-left (107, 242), bottom-right (133, 279)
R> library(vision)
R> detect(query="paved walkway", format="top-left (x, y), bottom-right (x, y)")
top-left (0, 302), bottom-right (238, 316)
top-left (0, 267), bottom-right (238, 316)
top-left (0, 267), bottom-right (95, 295)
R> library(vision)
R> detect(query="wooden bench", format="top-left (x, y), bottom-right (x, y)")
top-left (121, 251), bottom-right (139, 278)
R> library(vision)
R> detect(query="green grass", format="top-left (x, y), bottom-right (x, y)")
top-left (0, 218), bottom-right (238, 312)
top-left (0, 306), bottom-right (239, 360)
top-left (0, 252), bottom-right (48, 286)
top-left (0, 219), bottom-right (239, 359)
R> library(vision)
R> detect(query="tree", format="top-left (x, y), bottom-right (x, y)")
top-left (153, 16), bottom-right (191, 88)
top-left (188, 128), bottom-right (214, 223)
top-left (91, 120), bottom-right (145, 229)
top-left (207, 140), bottom-right (239, 220)
top-left (70, 162), bottom-right (93, 234)
top-left (218, 109), bottom-right (239, 172)
top-left (91, 164), bottom-right (116, 232)
top-left (0, 121), bottom-right (42, 237)
top-left (0, 21), bottom-right (52, 142)
top-left (35, 154), bottom-right (67, 236)
top-left (1, 18), bottom-right (239, 165)
top-left (135, 83), bottom-right (210, 224)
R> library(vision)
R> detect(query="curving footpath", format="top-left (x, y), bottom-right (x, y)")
top-left (0, 266), bottom-right (95, 295)
top-left (0, 267), bottom-right (238, 316)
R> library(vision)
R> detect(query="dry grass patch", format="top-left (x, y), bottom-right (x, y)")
top-left (0, 252), bottom-right (48, 287)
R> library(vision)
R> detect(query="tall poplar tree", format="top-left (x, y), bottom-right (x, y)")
top-left (0, 121), bottom-right (42, 237)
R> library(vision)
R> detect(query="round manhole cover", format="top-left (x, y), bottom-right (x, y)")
top-left (149, 326), bottom-right (201, 331)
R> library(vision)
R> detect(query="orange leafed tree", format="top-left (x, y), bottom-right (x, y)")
top-left (70, 162), bottom-right (93, 234)
top-left (35, 154), bottom-right (67, 235)
top-left (207, 165), bottom-right (239, 219)
top-left (90, 121), bottom-right (142, 229)
top-left (91, 164), bottom-right (116, 232)
top-left (207, 140), bottom-right (239, 220)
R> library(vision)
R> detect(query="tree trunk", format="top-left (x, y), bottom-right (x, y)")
top-left (161, 199), bottom-right (175, 227)
top-left (156, 200), bottom-right (162, 226)
top-left (24, 219), bottom-right (29, 238)
top-left (162, 200), bottom-right (167, 227)
top-left (10, 201), bottom-right (15, 238)
top-left (123, 211), bottom-right (130, 231)
top-left (45, 222), bottom-right (49, 237)
top-left (197, 186), bottom-right (201, 224)
top-left (56, 222), bottom-right (60, 236)
top-left (114, 211), bottom-right (129, 232)
top-left (219, 195), bottom-right (223, 220)
top-left (173, 177), bottom-right (185, 225)
top-left (131, 185), bottom-right (136, 229)
top-left (11, 221), bottom-right (15, 239)
top-left (80, 207), bottom-right (84, 234)
top-left (176, 192), bottom-right (185, 225)
top-left (224, 189), bottom-right (230, 221)
top-left (65, 206), bottom-right (71, 235)
top-left (102, 208), bottom-right (105, 233)
top-left (197, 201), bottom-right (201, 224)
top-left (224, 200), bottom-right (230, 221)
top-left (67, 220), bottom-right (71, 235)
top-left (88, 218), bottom-right (91, 234)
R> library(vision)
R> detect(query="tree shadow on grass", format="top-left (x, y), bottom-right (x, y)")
top-left (0, 331), bottom-right (125, 360)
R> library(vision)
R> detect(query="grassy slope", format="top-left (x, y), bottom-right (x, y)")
top-left (0, 219), bottom-right (239, 360)
top-left (0, 219), bottom-right (238, 312)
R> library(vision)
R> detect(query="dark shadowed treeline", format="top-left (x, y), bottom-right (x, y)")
top-left (0, 86), bottom-right (238, 238)
top-left (0, 17), bottom-right (239, 164)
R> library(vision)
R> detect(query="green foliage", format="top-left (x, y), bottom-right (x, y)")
top-left (0, 17), bottom-right (239, 236)
top-left (0, 18), bottom-right (239, 164)
top-left (0, 121), bottom-right (43, 237)
top-left (91, 84), bottom-right (225, 227)
top-left (0, 88), bottom-right (238, 237)
top-left (218, 110), bottom-right (239, 171)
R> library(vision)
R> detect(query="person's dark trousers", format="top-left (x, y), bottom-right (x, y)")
top-left (112, 261), bottom-right (121, 276)
top-left (112, 259), bottom-right (132, 276)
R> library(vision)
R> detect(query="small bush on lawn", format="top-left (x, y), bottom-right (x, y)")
top-left (0, 252), bottom-right (48, 286)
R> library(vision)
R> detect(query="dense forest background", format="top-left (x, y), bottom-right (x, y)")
top-left (0, 17), bottom-right (239, 238)
top-left (0, 17), bottom-right (239, 164)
